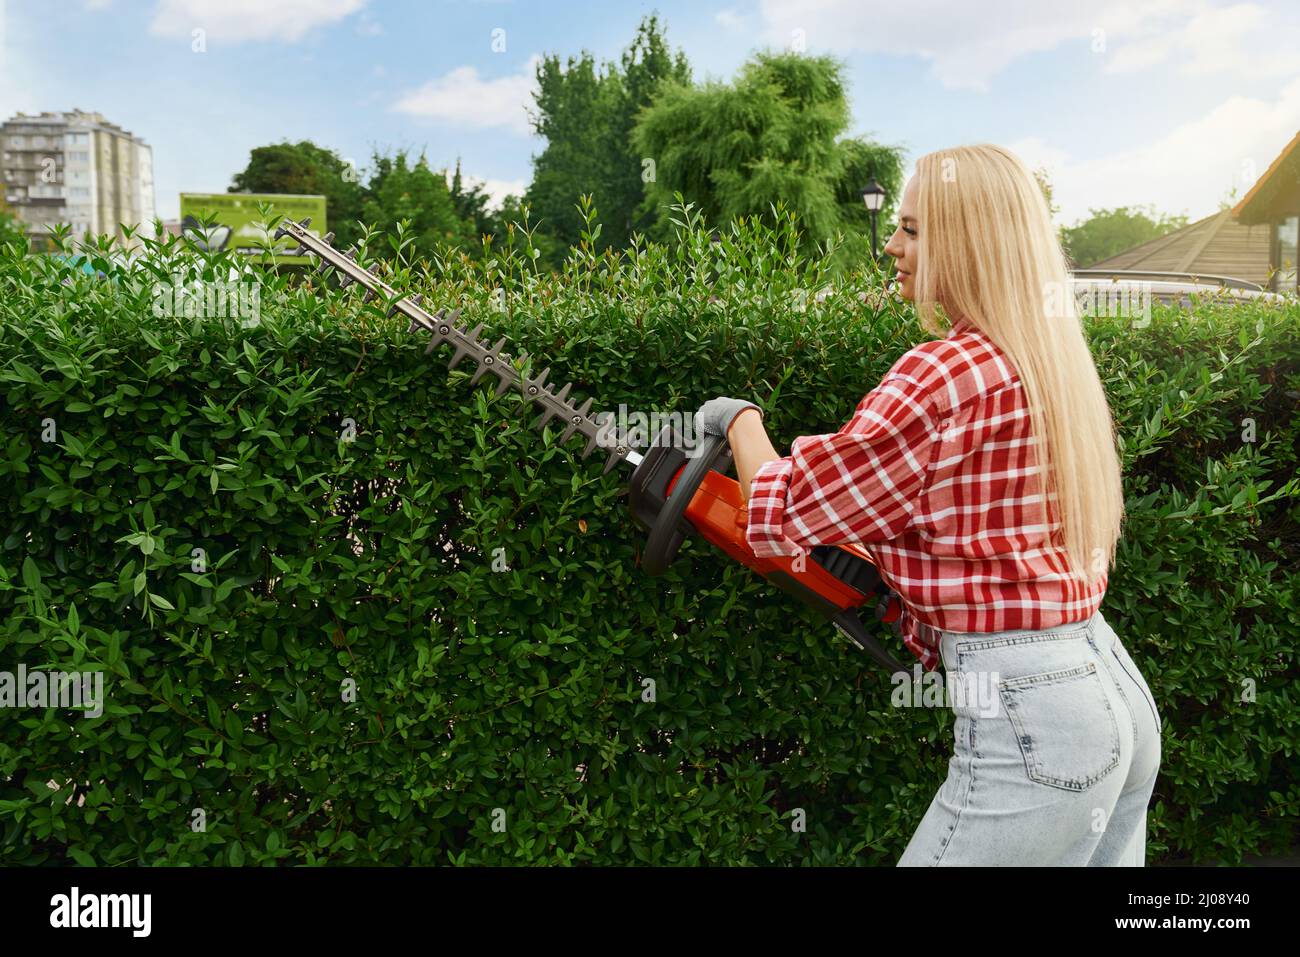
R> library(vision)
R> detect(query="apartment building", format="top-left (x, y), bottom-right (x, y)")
top-left (1, 109), bottom-right (156, 247)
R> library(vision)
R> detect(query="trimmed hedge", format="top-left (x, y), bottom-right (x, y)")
top-left (1, 216), bottom-right (1297, 865)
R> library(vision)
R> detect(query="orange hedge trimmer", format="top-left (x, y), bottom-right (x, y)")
top-left (275, 219), bottom-right (909, 673)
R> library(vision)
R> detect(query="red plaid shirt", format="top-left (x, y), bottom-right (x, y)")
top-left (746, 317), bottom-right (1107, 670)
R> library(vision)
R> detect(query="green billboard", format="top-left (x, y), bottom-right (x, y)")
top-left (178, 193), bottom-right (327, 265)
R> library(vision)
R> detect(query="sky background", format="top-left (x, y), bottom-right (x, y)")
top-left (2, 0), bottom-right (1298, 228)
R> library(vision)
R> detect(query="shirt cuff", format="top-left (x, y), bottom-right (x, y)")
top-left (745, 457), bottom-right (808, 558)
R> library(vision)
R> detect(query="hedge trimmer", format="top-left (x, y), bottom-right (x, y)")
top-left (274, 219), bottom-right (909, 673)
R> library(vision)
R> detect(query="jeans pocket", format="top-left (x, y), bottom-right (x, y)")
top-left (997, 661), bottom-right (1122, 792)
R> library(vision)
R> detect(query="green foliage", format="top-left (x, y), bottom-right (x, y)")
top-left (525, 14), bottom-right (691, 260)
top-left (1033, 167), bottom-right (1059, 221)
top-left (599, 14), bottom-right (694, 251)
top-left (527, 49), bottom-right (609, 244)
top-left (632, 50), bottom-right (905, 263)
top-left (362, 150), bottom-right (466, 257)
top-left (230, 141), bottom-right (368, 253)
top-left (0, 208), bottom-right (1296, 866)
top-left (1062, 204), bottom-right (1192, 268)
top-left (449, 159), bottom-right (503, 247)
top-left (231, 143), bottom-right (518, 266)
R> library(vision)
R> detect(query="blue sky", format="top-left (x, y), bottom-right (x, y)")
top-left (3, 0), bottom-right (1299, 227)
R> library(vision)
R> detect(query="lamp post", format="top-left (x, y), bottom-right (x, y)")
top-left (861, 178), bottom-right (886, 260)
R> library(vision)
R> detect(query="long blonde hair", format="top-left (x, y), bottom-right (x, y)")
top-left (912, 144), bottom-right (1124, 582)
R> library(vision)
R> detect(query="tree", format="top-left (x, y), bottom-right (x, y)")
top-left (1060, 205), bottom-right (1190, 268)
top-left (630, 50), bottom-right (905, 253)
top-left (835, 139), bottom-right (907, 236)
top-left (1033, 167), bottom-right (1059, 221)
top-left (229, 141), bottom-right (367, 250)
top-left (601, 14), bottom-right (692, 247)
top-left (525, 14), bottom-right (690, 257)
top-left (361, 149), bottom-right (464, 258)
top-left (448, 158), bottom-right (521, 254)
top-left (525, 51), bottom-right (612, 258)
top-left (449, 159), bottom-right (492, 239)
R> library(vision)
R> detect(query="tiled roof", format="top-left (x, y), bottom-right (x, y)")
top-left (1087, 209), bottom-right (1272, 286)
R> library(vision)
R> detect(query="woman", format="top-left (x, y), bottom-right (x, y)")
top-left (696, 144), bottom-right (1162, 866)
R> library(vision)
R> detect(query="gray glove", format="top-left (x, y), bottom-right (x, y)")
top-left (694, 396), bottom-right (762, 439)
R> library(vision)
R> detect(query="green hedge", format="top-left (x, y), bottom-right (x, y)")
top-left (1, 216), bottom-right (1297, 865)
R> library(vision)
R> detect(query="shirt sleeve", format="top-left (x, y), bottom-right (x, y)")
top-left (745, 373), bottom-right (942, 559)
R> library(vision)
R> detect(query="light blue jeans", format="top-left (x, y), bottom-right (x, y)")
top-left (897, 610), bottom-right (1162, 866)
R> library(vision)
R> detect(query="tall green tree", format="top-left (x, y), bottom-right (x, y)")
top-left (525, 51), bottom-right (617, 257)
top-left (631, 51), bottom-right (905, 254)
top-left (449, 158), bottom-right (520, 253)
top-left (229, 141), bottom-right (367, 250)
top-left (361, 149), bottom-right (465, 258)
top-left (601, 14), bottom-right (692, 247)
top-left (525, 14), bottom-right (690, 257)
top-left (1061, 205), bottom-right (1190, 268)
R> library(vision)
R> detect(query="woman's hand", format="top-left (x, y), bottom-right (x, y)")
top-left (693, 396), bottom-right (762, 438)
top-left (692, 397), bottom-right (781, 504)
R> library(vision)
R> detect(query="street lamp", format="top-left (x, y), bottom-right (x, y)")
top-left (861, 178), bottom-right (886, 260)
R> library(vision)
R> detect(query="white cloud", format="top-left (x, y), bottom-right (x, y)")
top-left (1104, 3), bottom-right (1298, 79)
top-left (354, 10), bottom-right (383, 37)
top-left (149, 0), bottom-right (368, 43)
top-left (454, 174), bottom-right (527, 211)
top-left (751, 0), bottom-right (1300, 91)
top-left (1102, 39), bottom-right (1172, 74)
top-left (391, 55), bottom-right (542, 136)
top-left (1007, 75), bottom-right (1300, 226)
top-left (716, 9), bottom-right (746, 30)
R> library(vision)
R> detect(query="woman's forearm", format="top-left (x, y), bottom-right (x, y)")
top-left (726, 408), bottom-right (782, 504)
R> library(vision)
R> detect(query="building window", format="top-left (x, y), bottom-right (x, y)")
top-left (1278, 215), bottom-right (1299, 293)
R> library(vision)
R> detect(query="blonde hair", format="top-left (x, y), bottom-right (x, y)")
top-left (912, 144), bottom-right (1124, 582)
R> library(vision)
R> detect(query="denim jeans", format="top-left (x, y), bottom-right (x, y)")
top-left (897, 610), bottom-right (1162, 866)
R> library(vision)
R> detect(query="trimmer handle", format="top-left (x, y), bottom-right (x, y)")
top-left (638, 425), bottom-right (731, 575)
top-left (628, 415), bottom-right (909, 674)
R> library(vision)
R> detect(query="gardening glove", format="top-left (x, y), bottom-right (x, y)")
top-left (694, 396), bottom-right (762, 440)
